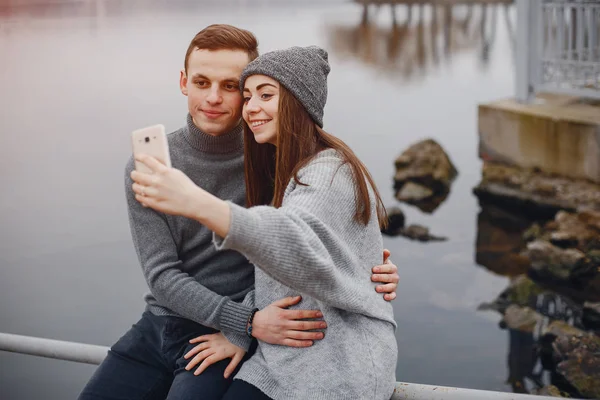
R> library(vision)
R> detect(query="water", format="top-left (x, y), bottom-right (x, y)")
top-left (0, 1), bottom-right (519, 398)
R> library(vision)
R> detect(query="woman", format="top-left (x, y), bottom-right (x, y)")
top-left (132, 46), bottom-right (398, 400)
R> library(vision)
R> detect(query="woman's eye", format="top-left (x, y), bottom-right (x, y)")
top-left (243, 97), bottom-right (251, 103)
top-left (261, 94), bottom-right (273, 100)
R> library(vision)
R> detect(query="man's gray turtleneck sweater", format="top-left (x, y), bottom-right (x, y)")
top-left (124, 114), bottom-right (255, 348)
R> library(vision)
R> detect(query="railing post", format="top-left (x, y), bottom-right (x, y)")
top-left (516, 0), bottom-right (543, 103)
top-left (516, 0), bottom-right (532, 102)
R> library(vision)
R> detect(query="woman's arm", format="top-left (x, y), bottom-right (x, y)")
top-left (210, 155), bottom-right (385, 315)
top-left (131, 154), bottom-right (394, 316)
top-left (129, 155), bottom-right (231, 237)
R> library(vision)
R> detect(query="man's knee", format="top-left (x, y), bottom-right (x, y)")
top-left (78, 313), bottom-right (171, 400)
top-left (166, 358), bottom-right (237, 400)
top-left (78, 349), bottom-right (172, 399)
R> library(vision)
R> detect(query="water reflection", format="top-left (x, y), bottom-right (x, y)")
top-left (1, 0), bottom-right (522, 397)
top-left (327, 1), bottom-right (514, 81)
top-left (508, 328), bottom-right (544, 393)
top-left (475, 198), bottom-right (600, 397)
top-left (502, 290), bottom-right (589, 396)
top-left (0, 0), bottom-right (261, 33)
top-left (475, 199), bottom-right (536, 277)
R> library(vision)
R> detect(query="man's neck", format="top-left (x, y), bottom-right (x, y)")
top-left (191, 116), bottom-right (242, 138)
top-left (183, 113), bottom-right (244, 154)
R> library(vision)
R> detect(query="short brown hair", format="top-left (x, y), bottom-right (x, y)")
top-left (184, 24), bottom-right (259, 73)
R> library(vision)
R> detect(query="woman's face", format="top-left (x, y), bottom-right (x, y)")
top-left (242, 75), bottom-right (280, 146)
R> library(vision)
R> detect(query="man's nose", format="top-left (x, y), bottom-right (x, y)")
top-left (206, 87), bottom-right (222, 104)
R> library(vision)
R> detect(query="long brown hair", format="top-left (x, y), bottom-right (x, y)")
top-left (244, 85), bottom-right (388, 228)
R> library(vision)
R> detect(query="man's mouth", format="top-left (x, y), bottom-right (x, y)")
top-left (202, 110), bottom-right (225, 119)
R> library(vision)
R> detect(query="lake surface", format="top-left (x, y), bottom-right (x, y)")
top-left (0, 0), bottom-right (519, 398)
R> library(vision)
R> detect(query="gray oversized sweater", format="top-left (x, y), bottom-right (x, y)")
top-left (215, 149), bottom-right (398, 400)
top-left (124, 114), bottom-right (255, 348)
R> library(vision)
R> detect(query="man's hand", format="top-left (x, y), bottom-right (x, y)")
top-left (371, 249), bottom-right (399, 301)
top-left (252, 296), bottom-right (327, 347)
top-left (184, 332), bottom-right (245, 379)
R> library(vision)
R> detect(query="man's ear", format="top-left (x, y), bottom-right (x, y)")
top-left (180, 69), bottom-right (188, 96)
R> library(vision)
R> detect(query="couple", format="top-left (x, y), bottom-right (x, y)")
top-left (79, 24), bottom-right (398, 400)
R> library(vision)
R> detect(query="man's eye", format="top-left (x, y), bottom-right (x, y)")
top-left (225, 84), bottom-right (237, 90)
top-left (196, 81), bottom-right (208, 87)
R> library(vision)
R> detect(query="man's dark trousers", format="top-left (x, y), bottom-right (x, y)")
top-left (78, 311), bottom-right (255, 400)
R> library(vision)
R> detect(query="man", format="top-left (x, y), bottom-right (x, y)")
top-left (78, 24), bottom-right (399, 400)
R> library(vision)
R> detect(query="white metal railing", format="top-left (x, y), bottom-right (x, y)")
top-left (516, 0), bottom-right (600, 101)
top-left (0, 332), bottom-right (570, 400)
top-left (0, 332), bottom-right (108, 365)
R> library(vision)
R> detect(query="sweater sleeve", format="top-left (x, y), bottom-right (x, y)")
top-left (124, 158), bottom-right (253, 338)
top-left (222, 289), bottom-right (256, 351)
top-left (213, 154), bottom-right (380, 314)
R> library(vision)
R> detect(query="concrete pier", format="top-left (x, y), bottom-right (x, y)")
top-left (478, 93), bottom-right (600, 184)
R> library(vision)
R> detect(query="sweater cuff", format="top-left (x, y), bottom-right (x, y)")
top-left (222, 330), bottom-right (254, 352)
top-left (213, 201), bottom-right (262, 255)
top-left (219, 298), bottom-right (254, 335)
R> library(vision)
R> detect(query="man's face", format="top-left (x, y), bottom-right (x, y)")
top-left (180, 49), bottom-right (250, 136)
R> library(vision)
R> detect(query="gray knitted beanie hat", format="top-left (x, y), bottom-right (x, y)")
top-left (239, 45), bottom-right (331, 128)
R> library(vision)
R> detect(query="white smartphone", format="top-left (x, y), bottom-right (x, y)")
top-left (131, 124), bottom-right (171, 174)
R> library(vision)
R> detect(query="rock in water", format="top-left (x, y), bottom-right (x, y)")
top-left (400, 224), bottom-right (447, 242)
top-left (395, 182), bottom-right (434, 202)
top-left (381, 208), bottom-right (446, 242)
top-left (580, 209), bottom-right (600, 233)
top-left (519, 210), bottom-right (600, 302)
top-left (506, 276), bottom-right (546, 308)
top-left (502, 305), bottom-right (543, 333)
top-left (534, 385), bottom-right (570, 397)
top-left (553, 334), bottom-right (600, 399)
top-left (394, 139), bottom-right (458, 213)
top-left (551, 210), bottom-right (600, 252)
top-left (473, 162), bottom-right (600, 219)
top-left (542, 321), bottom-right (589, 341)
top-left (535, 320), bottom-right (600, 398)
top-left (477, 275), bottom-right (545, 315)
top-left (582, 302), bottom-right (600, 331)
top-left (526, 240), bottom-right (586, 281)
top-left (381, 207), bottom-right (405, 236)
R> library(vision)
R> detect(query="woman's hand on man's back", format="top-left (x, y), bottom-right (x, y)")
top-left (372, 249), bottom-right (399, 301)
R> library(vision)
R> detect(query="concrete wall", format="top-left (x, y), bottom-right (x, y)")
top-left (478, 94), bottom-right (600, 183)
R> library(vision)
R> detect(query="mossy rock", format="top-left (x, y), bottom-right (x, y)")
top-left (523, 223), bottom-right (543, 242)
top-left (557, 353), bottom-right (600, 399)
top-left (553, 335), bottom-right (600, 398)
top-left (587, 249), bottom-right (600, 264)
top-left (507, 276), bottom-right (545, 306)
top-left (535, 385), bottom-right (571, 397)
